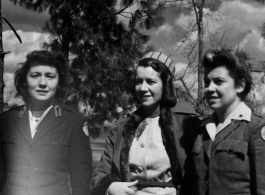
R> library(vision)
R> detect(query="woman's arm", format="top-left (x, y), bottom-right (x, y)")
top-left (91, 119), bottom-right (127, 195)
top-left (69, 117), bottom-right (92, 195)
top-left (0, 114), bottom-right (5, 191)
top-left (250, 116), bottom-right (265, 195)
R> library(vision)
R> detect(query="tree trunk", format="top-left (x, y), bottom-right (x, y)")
top-left (197, 0), bottom-right (205, 112)
top-left (0, 0), bottom-right (4, 113)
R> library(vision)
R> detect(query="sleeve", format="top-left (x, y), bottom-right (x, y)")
top-left (0, 114), bottom-right (5, 191)
top-left (250, 120), bottom-right (265, 195)
top-left (90, 120), bottom-right (122, 195)
top-left (181, 115), bottom-right (201, 151)
top-left (69, 116), bottom-right (92, 195)
top-left (179, 115), bottom-right (201, 195)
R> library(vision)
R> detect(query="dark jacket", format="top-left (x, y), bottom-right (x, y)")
top-left (0, 103), bottom-right (92, 195)
top-left (192, 112), bottom-right (265, 195)
top-left (91, 101), bottom-right (199, 195)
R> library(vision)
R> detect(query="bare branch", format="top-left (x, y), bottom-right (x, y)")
top-left (2, 16), bottom-right (22, 43)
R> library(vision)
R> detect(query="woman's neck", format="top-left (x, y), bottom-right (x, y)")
top-left (215, 99), bottom-right (242, 124)
top-left (29, 99), bottom-right (54, 117)
top-left (143, 103), bottom-right (160, 117)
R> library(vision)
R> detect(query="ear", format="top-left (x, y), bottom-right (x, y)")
top-left (236, 79), bottom-right (246, 94)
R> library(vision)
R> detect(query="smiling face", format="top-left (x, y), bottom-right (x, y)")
top-left (26, 65), bottom-right (59, 105)
top-left (135, 66), bottom-right (163, 114)
top-left (204, 66), bottom-right (244, 116)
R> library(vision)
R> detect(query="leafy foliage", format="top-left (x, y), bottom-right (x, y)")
top-left (10, 0), bottom-right (165, 137)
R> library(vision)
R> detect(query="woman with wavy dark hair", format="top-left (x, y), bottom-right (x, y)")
top-left (91, 52), bottom-right (199, 195)
top-left (15, 50), bottom-right (69, 103)
top-left (191, 49), bottom-right (265, 195)
top-left (0, 50), bottom-right (92, 195)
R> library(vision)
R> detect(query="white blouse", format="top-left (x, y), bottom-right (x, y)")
top-left (129, 116), bottom-right (176, 195)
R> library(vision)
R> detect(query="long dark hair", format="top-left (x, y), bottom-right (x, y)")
top-left (124, 57), bottom-right (180, 187)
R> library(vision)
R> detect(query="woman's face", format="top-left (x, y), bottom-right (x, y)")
top-left (135, 66), bottom-right (163, 111)
top-left (26, 65), bottom-right (59, 104)
top-left (204, 66), bottom-right (244, 114)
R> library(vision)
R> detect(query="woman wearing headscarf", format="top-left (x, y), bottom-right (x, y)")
top-left (0, 50), bottom-right (92, 195)
top-left (91, 52), bottom-right (199, 195)
top-left (192, 49), bottom-right (265, 195)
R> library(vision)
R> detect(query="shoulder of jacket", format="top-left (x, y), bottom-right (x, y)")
top-left (4, 105), bottom-right (25, 112)
top-left (109, 117), bottom-right (129, 136)
top-left (1, 105), bottom-right (26, 116)
top-left (247, 112), bottom-right (265, 136)
top-left (58, 104), bottom-right (85, 118)
top-left (252, 111), bottom-right (265, 119)
top-left (171, 101), bottom-right (198, 115)
top-left (194, 116), bottom-right (210, 128)
top-left (250, 112), bottom-right (265, 128)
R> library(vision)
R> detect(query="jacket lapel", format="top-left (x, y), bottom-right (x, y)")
top-left (202, 130), bottom-right (211, 159)
top-left (113, 128), bottom-right (123, 174)
top-left (211, 120), bottom-right (240, 153)
top-left (13, 109), bottom-right (33, 146)
top-left (199, 119), bottom-right (212, 159)
top-left (32, 108), bottom-right (65, 144)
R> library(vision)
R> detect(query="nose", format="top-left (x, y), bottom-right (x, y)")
top-left (205, 81), bottom-right (215, 93)
top-left (39, 76), bottom-right (47, 88)
top-left (140, 81), bottom-right (148, 91)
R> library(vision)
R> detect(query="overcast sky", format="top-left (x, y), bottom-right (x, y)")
top-left (2, 0), bottom-right (265, 105)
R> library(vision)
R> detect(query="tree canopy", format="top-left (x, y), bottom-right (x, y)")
top-left (10, 0), bottom-right (165, 137)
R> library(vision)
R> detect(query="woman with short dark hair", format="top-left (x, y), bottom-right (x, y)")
top-left (15, 50), bottom-right (69, 102)
top-left (91, 52), bottom-right (199, 195)
top-left (192, 49), bottom-right (265, 195)
top-left (0, 50), bottom-right (92, 195)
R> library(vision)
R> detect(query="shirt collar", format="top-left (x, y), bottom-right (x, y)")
top-left (204, 102), bottom-right (251, 142)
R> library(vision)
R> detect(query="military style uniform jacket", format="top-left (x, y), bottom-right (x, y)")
top-left (192, 111), bottom-right (265, 195)
top-left (91, 101), bottom-right (199, 195)
top-left (0, 102), bottom-right (92, 195)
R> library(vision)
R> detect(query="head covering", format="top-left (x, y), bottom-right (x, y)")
top-left (142, 52), bottom-right (175, 74)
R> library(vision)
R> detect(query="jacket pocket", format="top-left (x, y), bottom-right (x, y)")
top-left (2, 134), bottom-right (21, 145)
top-left (38, 137), bottom-right (69, 163)
top-left (39, 136), bottom-right (68, 147)
top-left (2, 133), bottom-right (23, 163)
top-left (215, 140), bottom-right (248, 172)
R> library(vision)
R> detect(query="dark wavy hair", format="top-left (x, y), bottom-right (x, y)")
top-left (202, 49), bottom-right (252, 100)
top-left (132, 58), bottom-right (176, 107)
top-left (15, 50), bottom-right (69, 103)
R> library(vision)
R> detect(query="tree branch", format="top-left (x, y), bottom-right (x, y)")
top-left (2, 16), bottom-right (22, 43)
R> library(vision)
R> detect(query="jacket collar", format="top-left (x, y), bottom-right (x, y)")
top-left (32, 101), bottom-right (65, 143)
top-left (201, 102), bottom-right (251, 142)
top-left (13, 101), bottom-right (66, 145)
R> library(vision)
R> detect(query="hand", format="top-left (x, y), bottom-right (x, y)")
top-left (107, 180), bottom-right (138, 195)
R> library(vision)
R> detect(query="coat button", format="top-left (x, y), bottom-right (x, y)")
top-left (140, 142), bottom-right (145, 148)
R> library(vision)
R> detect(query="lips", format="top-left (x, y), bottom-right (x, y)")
top-left (140, 95), bottom-right (151, 99)
top-left (206, 96), bottom-right (219, 103)
top-left (207, 96), bottom-right (218, 99)
top-left (36, 90), bottom-right (49, 94)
